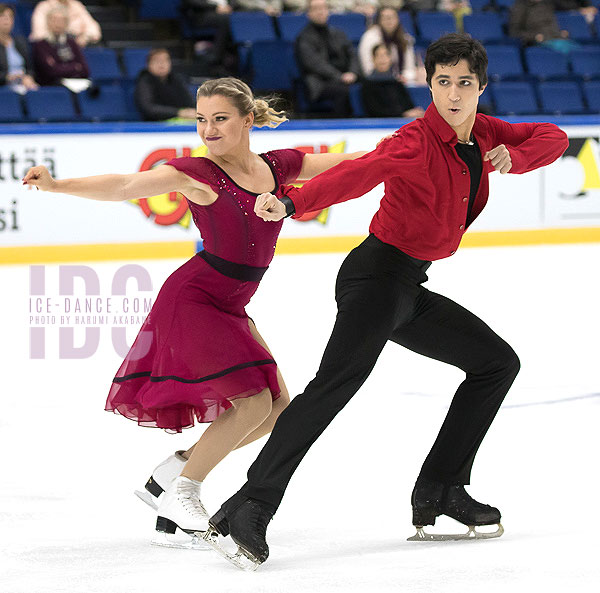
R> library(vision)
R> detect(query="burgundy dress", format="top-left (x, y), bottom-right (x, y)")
top-left (105, 149), bottom-right (305, 432)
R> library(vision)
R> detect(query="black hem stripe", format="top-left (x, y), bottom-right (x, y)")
top-left (113, 359), bottom-right (276, 385)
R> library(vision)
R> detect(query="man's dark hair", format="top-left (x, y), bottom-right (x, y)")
top-left (425, 33), bottom-right (488, 89)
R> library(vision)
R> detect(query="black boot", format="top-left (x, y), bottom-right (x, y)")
top-left (412, 479), bottom-right (501, 527)
top-left (411, 478), bottom-right (445, 526)
top-left (209, 496), bottom-right (274, 564)
top-left (442, 485), bottom-right (501, 526)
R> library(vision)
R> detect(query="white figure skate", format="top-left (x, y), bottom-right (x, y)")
top-left (134, 450), bottom-right (187, 510)
top-left (151, 476), bottom-right (210, 550)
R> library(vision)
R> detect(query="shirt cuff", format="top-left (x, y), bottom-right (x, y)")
top-left (279, 195), bottom-right (296, 218)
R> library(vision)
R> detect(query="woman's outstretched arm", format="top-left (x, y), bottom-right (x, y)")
top-left (22, 164), bottom-right (197, 202)
top-left (297, 150), bottom-right (368, 180)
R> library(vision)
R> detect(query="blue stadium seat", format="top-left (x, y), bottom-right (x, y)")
top-left (495, 0), bottom-right (516, 9)
top-left (398, 11), bottom-right (416, 38)
top-left (486, 45), bottom-right (524, 80)
top-left (251, 41), bottom-right (293, 91)
top-left (491, 81), bottom-right (538, 115)
top-left (25, 86), bottom-right (77, 121)
top-left (14, 3), bottom-right (33, 38)
top-left (138, 0), bottom-right (181, 20)
top-left (524, 46), bottom-right (569, 80)
top-left (538, 81), bottom-right (586, 114)
top-left (583, 81), bottom-right (600, 112)
top-left (555, 12), bottom-right (593, 42)
top-left (277, 12), bottom-right (309, 42)
top-left (469, 0), bottom-right (493, 10)
top-left (122, 48), bottom-right (151, 79)
top-left (78, 84), bottom-right (136, 121)
top-left (463, 13), bottom-right (505, 44)
top-left (0, 87), bottom-right (24, 122)
top-left (570, 46), bottom-right (600, 80)
top-left (408, 86), bottom-right (432, 110)
top-left (328, 13), bottom-right (366, 43)
top-left (348, 83), bottom-right (365, 117)
top-left (230, 12), bottom-right (277, 44)
top-left (416, 12), bottom-right (456, 44)
top-left (84, 48), bottom-right (122, 82)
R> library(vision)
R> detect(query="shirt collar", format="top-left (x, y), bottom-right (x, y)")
top-left (423, 102), bottom-right (485, 145)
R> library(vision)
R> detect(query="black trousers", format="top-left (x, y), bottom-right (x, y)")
top-left (238, 235), bottom-right (520, 509)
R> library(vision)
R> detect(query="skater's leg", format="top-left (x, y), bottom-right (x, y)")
top-left (143, 322), bottom-right (288, 508)
top-left (391, 289), bottom-right (520, 485)
top-left (234, 320), bottom-right (290, 448)
top-left (233, 243), bottom-right (427, 510)
top-left (181, 389), bottom-right (273, 482)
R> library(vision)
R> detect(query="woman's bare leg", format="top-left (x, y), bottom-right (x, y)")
top-left (179, 319), bottom-right (290, 476)
top-left (180, 388), bottom-right (273, 482)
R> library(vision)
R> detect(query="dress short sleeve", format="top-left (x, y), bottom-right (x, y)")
top-left (266, 149), bottom-right (305, 185)
top-left (165, 156), bottom-right (218, 191)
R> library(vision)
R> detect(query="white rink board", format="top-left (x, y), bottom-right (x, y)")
top-left (1, 123), bottom-right (600, 248)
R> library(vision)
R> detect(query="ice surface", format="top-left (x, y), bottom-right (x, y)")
top-left (1, 243), bottom-right (599, 592)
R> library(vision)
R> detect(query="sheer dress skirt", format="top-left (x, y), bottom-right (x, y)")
top-left (105, 255), bottom-right (280, 433)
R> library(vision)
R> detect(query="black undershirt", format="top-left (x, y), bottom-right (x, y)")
top-left (454, 137), bottom-right (482, 227)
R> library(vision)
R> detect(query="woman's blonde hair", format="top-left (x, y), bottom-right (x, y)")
top-left (196, 77), bottom-right (288, 129)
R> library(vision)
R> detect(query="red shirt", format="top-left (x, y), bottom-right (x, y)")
top-left (285, 104), bottom-right (569, 261)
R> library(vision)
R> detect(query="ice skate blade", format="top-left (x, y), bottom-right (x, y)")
top-left (407, 523), bottom-right (504, 542)
top-left (202, 527), bottom-right (261, 571)
top-left (151, 530), bottom-right (209, 550)
top-left (134, 489), bottom-right (159, 511)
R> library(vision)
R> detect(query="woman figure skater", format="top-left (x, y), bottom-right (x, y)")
top-left (23, 77), bottom-right (366, 548)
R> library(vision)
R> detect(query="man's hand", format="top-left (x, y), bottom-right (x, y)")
top-left (484, 144), bottom-right (512, 174)
top-left (341, 72), bottom-right (357, 85)
top-left (254, 192), bottom-right (286, 221)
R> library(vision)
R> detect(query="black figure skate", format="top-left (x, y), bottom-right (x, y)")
top-left (203, 497), bottom-right (274, 571)
top-left (408, 479), bottom-right (504, 541)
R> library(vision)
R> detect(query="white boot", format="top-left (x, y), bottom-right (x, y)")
top-left (134, 450), bottom-right (187, 510)
top-left (152, 476), bottom-right (210, 550)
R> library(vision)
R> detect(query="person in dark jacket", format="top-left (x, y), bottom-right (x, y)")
top-left (32, 7), bottom-right (89, 86)
top-left (509, 0), bottom-right (569, 46)
top-left (0, 3), bottom-right (38, 91)
top-left (361, 44), bottom-right (424, 118)
top-left (295, 0), bottom-right (361, 117)
top-left (134, 48), bottom-right (196, 121)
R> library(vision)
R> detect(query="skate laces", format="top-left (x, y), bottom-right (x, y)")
top-left (246, 501), bottom-right (272, 538)
top-left (176, 479), bottom-right (208, 518)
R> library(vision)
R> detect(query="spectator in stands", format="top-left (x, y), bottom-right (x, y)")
top-left (403, 0), bottom-right (439, 13)
top-left (181, 0), bottom-right (236, 75)
top-left (509, 0), bottom-right (571, 46)
top-left (236, 0), bottom-right (284, 15)
top-left (32, 7), bottom-right (89, 86)
top-left (0, 3), bottom-right (38, 91)
top-left (439, 1), bottom-right (472, 33)
top-left (296, 0), bottom-right (361, 117)
top-left (358, 5), bottom-right (425, 86)
top-left (361, 43), bottom-right (424, 117)
top-left (135, 48), bottom-right (197, 121)
top-left (552, 0), bottom-right (598, 24)
top-left (30, 0), bottom-right (101, 47)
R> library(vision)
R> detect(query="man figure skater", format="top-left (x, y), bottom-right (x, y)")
top-left (204, 33), bottom-right (569, 568)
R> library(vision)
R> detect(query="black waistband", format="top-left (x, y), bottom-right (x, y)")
top-left (197, 249), bottom-right (269, 282)
top-left (364, 234), bottom-right (432, 271)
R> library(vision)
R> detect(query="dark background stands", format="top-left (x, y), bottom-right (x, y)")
top-left (135, 49), bottom-right (196, 121)
top-left (295, 0), bottom-right (361, 117)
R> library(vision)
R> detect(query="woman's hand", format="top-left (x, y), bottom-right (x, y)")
top-left (254, 192), bottom-right (286, 222)
top-left (22, 165), bottom-right (57, 191)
